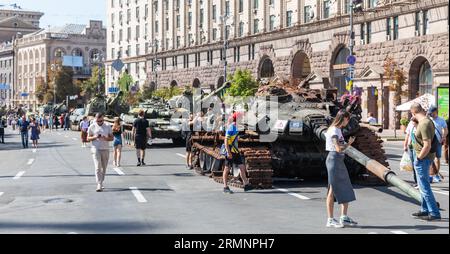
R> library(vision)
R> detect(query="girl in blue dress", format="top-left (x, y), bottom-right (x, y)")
top-left (30, 118), bottom-right (41, 148)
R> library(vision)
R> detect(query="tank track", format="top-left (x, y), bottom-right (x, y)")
top-left (192, 141), bottom-right (273, 189)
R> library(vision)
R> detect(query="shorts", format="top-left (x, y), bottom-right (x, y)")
top-left (435, 144), bottom-right (442, 158)
top-left (134, 135), bottom-right (147, 150)
top-left (81, 130), bottom-right (88, 142)
top-left (224, 153), bottom-right (244, 168)
top-left (114, 138), bottom-right (123, 147)
top-left (185, 133), bottom-right (192, 152)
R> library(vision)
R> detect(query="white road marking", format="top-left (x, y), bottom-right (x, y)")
top-left (432, 188), bottom-right (449, 196)
top-left (13, 171), bottom-right (26, 180)
top-left (275, 188), bottom-right (311, 200)
top-left (67, 232), bottom-right (78, 234)
top-left (176, 153), bottom-right (187, 158)
top-left (0, 192), bottom-right (4, 197)
top-left (368, 232), bottom-right (378, 234)
top-left (58, 133), bottom-right (62, 135)
top-left (64, 135), bottom-right (69, 138)
top-left (113, 167), bottom-right (125, 176)
top-left (391, 230), bottom-right (408, 234)
top-left (27, 159), bottom-right (34, 165)
top-left (32, 149), bottom-right (37, 153)
top-left (129, 187), bottom-right (147, 203)
top-left (72, 138), bottom-right (77, 141)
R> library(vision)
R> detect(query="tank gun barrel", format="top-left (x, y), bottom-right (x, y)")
top-left (315, 126), bottom-right (421, 203)
top-left (197, 82), bottom-right (231, 106)
top-left (359, 123), bottom-right (383, 133)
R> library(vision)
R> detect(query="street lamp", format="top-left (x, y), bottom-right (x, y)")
top-left (219, 13), bottom-right (233, 132)
top-left (51, 49), bottom-right (62, 107)
top-left (148, 39), bottom-right (159, 90)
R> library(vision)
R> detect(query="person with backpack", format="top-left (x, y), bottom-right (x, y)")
top-left (427, 106), bottom-right (448, 183)
top-left (410, 103), bottom-right (441, 221)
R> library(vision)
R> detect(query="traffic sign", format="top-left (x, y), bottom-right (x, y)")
top-left (346, 55), bottom-right (356, 65)
top-left (108, 87), bottom-right (120, 94)
top-left (112, 59), bottom-right (124, 71)
top-left (21, 93), bottom-right (29, 97)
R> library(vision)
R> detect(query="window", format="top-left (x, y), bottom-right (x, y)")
top-left (225, 25), bottom-right (230, 39)
top-left (423, 10), bottom-right (429, 35)
top-left (176, 0), bottom-right (180, 9)
top-left (360, 23), bottom-right (365, 44)
top-left (286, 11), bottom-right (293, 27)
top-left (200, 9), bottom-right (204, 26)
top-left (172, 56), bottom-right (178, 68)
top-left (155, 21), bottom-right (159, 33)
top-left (135, 25), bottom-right (140, 39)
top-left (269, 0), bottom-right (274, 5)
top-left (119, 29), bottom-right (123, 41)
top-left (188, 12), bottom-right (192, 27)
top-left (366, 22), bottom-right (371, 44)
top-left (304, 6), bottom-right (312, 23)
top-left (212, 28), bottom-right (217, 41)
top-left (166, 38), bottom-right (169, 50)
top-left (239, 0), bottom-right (244, 13)
top-left (111, 31), bottom-right (115, 42)
top-left (253, 19), bottom-right (259, 33)
top-left (127, 9), bottom-right (131, 22)
top-left (270, 15), bottom-right (276, 31)
top-left (188, 34), bottom-right (193, 46)
top-left (360, 22), bottom-right (371, 44)
top-left (212, 5), bottom-right (216, 20)
top-left (136, 6), bottom-right (139, 19)
top-left (111, 13), bottom-right (115, 26)
top-left (415, 12), bottom-right (421, 36)
top-left (323, 0), bottom-right (330, 19)
top-left (145, 4), bottom-right (148, 17)
top-left (386, 17), bottom-right (391, 40)
top-left (343, 0), bottom-right (350, 14)
top-left (176, 15), bottom-right (180, 28)
top-left (145, 23), bottom-right (148, 37)
top-left (145, 42), bottom-right (149, 53)
top-left (136, 44), bottom-right (140, 56)
top-left (393, 16), bottom-right (399, 40)
top-left (154, 1), bottom-right (158, 12)
top-left (166, 17), bottom-right (169, 31)
top-left (253, 0), bottom-right (258, 9)
top-left (239, 22), bottom-right (244, 37)
top-left (111, 0), bottom-right (114, 8)
top-left (127, 45), bottom-right (131, 56)
top-left (225, 1), bottom-right (230, 16)
top-left (176, 36), bottom-right (181, 48)
top-left (127, 27), bottom-right (131, 40)
top-left (234, 46), bottom-right (240, 63)
top-left (368, 0), bottom-right (377, 8)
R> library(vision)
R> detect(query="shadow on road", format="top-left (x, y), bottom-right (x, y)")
top-left (359, 222), bottom-right (449, 231)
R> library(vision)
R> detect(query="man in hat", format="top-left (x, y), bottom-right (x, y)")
top-left (222, 112), bottom-right (252, 194)
top-left (428, 106), bottom-right (447, 183)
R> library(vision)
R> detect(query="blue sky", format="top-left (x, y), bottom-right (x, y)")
top-left (1, 0), bottom-right (106, 28)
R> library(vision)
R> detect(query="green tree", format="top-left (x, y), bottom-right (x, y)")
top-left (80, 66), bottom-right (105, 101)
top-left (153, 86), bottom-right (183, 100)
top-left (225, 69), bottom-right (258, 97)
top-left (118, 72), bottom-right (133, 92)
top-left (47, 63), bottom-right (80, 104)
top-left (35, 77), bottom-right (54, 104)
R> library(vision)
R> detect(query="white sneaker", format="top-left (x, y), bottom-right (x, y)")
top-left (340, 216), bottom-right (358, 227)
top-left (326, 218), bottom-right (344, 228)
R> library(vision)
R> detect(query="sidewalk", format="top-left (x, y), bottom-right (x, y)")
top-left (377, 129), bottom-right (406, 141)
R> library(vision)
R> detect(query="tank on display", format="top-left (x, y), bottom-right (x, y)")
top-left (190, 79), bottom-right (390, 189)
top-left (85, 95), bottom-right (107, 116)
top-left (120, 97), bottom-right (183, 145)
top-left (69, 108), bottom-right (86, 131)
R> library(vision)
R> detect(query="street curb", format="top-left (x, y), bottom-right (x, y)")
top-left (382, 138), bottom-right (405, 141)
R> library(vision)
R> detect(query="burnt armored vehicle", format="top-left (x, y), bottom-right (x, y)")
top-left (190, 80), bottom-right (389, 189)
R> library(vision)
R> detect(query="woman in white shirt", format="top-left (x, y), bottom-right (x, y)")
top-left (325, 110), bottom-right (357, 228)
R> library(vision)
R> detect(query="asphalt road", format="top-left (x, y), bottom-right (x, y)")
top-left (0, 127), bottom-right (448, 234)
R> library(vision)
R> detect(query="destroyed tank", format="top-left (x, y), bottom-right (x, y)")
top-left (190, 79), bottom-right (389, 189)
top-left (85, 95), bottom-right (107, 116)
top-left (120, 97), bottom-right (183, 145)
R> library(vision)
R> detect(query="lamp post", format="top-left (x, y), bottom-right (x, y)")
top-left (51, 49), bottom-right (62, 107)
top-left (93, 52), bottom-right (104, 95)
top-left (220, 14), bottom-right (233, 132)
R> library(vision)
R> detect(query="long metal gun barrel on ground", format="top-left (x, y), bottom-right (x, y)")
top-left (315, 126), bottom-right (421, 203)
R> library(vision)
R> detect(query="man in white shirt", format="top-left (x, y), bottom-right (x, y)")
top-left (87, 113), bottom-right (114, 192)
top-left (367, 112), bottom-right (377, 125)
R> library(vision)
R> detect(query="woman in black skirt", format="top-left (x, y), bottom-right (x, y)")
top-left (325, 110), bottom-right (357, 228)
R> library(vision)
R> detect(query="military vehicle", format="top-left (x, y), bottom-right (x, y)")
top-left (69, 108), bottom-right (86, 131)
top-left (190, 79), bottom-right (387, 186)
top-left (120, 97), bottom-right (183, 145)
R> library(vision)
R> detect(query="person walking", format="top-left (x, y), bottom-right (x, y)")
top-left (427, 106), bottom-right (447, 183)
top-left (404, 117), bottom-right (419, 187)
top-left (325, 110), bottom-right (357, 228)
top-left (80, 116), bottom-right (90, 148)
top-left (112, 117), bottom-right (123, 167)
top-left (60, 114), bottom-right (65, 131)
top-left (183, 113), bottom-right (194, 170)
top-left (444, 118), bottom-right (449, 165)
top-left (11, 116), bottom-right (17, 131)
top-left (0, 117), bottom-right (6, 144)
top-left (410, 103), bottom-right (441, 221)
top-left (29, 118), bottom-right (41, 149)
top-left (19, 115), bottom-right (30, 149)
top-left (64, 113), bottom-right (70, 131)
top-left (48, 114), bottom-right (53, 131)
top-left (222, 112), bottom-right (252, 194)
top-left (87, 113), bottom-right (113, 192)
top-left (132, 110), bottom-right (152, 166)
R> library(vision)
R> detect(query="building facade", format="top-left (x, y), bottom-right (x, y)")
top-left (0, 6), bottom-right (43, 42)
top-left (106, 0), bottom-right (449, 128)
top-left (14, 20), bottom-right (106, 111)
top-left (0, 42), bottom-right (13, 107)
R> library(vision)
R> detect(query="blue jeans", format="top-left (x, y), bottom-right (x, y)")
top-left (414, 157), bottom-right (441, 217)
top-left (408, 148), bottom-right (417, 184)
top-left (21, 132), bottom-right (29, 148)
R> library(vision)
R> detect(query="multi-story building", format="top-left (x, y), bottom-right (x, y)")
top-left (106, 0), bottom-right (449, 129)
top-left (0, 5), bottom-right (43, 42)
top-left (0, 41), bottom-right (14, 108)
top-left (14, 20), bottom-right (106, 111)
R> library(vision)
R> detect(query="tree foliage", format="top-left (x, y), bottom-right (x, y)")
top-left (46, 63), bottom-right (80, 104)
top-left (153, 86), bottom-right (183, 100)
top-left (225, 69), bottom-right (258, 97)
top-left (80, 66), bottom-right (105, 101)
top-left (118, 72), bottom-right (134, 92)
top-left (35, 77), bottom-right (54, 104)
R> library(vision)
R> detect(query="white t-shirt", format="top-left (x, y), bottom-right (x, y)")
top-left (367, 117), bottom-right (377, 125)
top-left (88, 122), bottom-right (112, 151)
top-left (325, 126), bottom-right (345, 152)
